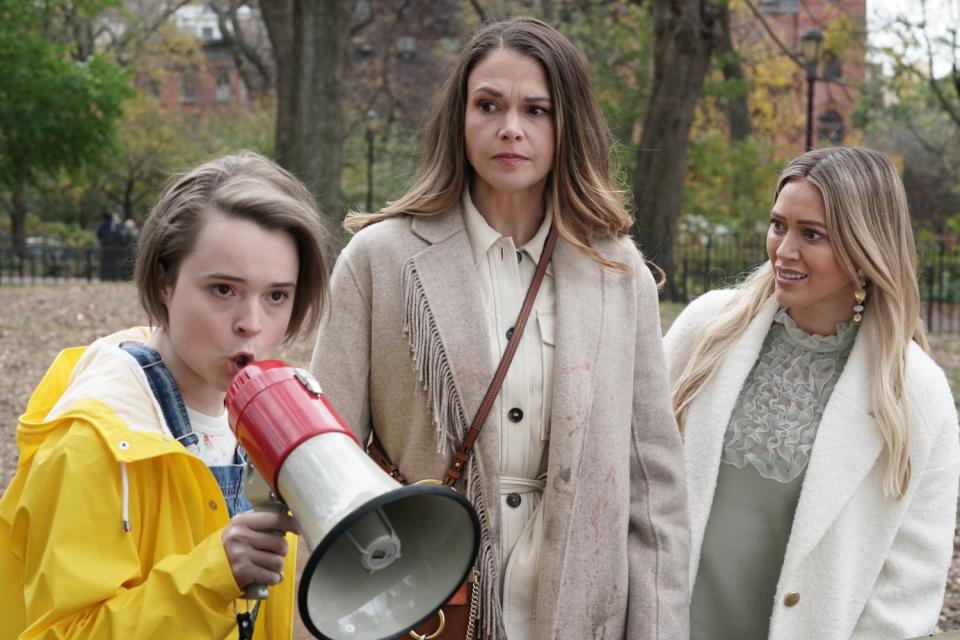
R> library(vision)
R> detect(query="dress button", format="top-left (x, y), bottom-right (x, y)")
top-left (506, 493), bottom-right (522, 508)
top-left (783, 592), bottom-right (800, 607)
top-left (508, 407), bottom-right (523, 422)
top-left (506, 327), bottom-right (514, 341)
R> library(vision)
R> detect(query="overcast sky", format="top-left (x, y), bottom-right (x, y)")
top-left (867, 0), bottom-right (956, 74)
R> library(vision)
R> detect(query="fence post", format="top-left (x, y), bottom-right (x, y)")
top-left (704, 235), bottom-right (713, 295)
top-left (86, 249), bottom-right (94, 282)
top-left (681, 251), bottom-right (688, 302)
top-left (927, 252), bottom-right (935, 332)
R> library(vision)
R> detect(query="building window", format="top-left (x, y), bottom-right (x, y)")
top-left (823, 53), bottom-right (843, 80)
top-left (817, 110), bottom-right (844, 145)
top-left (201, 25), bottom-right (214, 40)
top-left (396, 36), bottom-right (416, 59)
top-left (180, 69), bottom-right (197, 104)
top-left (214, 68), bottom-right (231, 103)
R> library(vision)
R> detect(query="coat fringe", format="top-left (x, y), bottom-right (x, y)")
top-left (401, 259), bottom-right (506, 640)
top-left (401, 259), bottom-right (468, 455)
top-left (468, 458), bottom-right (506, 640)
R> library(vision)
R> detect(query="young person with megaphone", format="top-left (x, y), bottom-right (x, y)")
top-left (0, 152), bottom-right (331, 639)
top-left (311, 17), bottom-right (689, 640)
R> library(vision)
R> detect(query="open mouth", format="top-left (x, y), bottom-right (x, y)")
top-left (232, 353), bottom-right (253, 368)
top-left (778, 269), bottom-right (808, 281)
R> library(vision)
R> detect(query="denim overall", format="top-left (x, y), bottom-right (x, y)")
top-left (120, 343), bottom-right (253, 517)
top-left (121, 343), bottom-right (260, 636)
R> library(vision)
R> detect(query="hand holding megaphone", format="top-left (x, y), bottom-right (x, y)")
top-left (226, 360), bottom-right (480, 640)
top-left (221, 505), bottom-right (298, 594)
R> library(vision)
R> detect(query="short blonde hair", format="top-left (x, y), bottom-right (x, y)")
top-left (135, 151), bottom-right (331, 345)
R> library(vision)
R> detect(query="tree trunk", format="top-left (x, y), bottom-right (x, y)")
top-left (632, 0), bottom-right (725, 301)
top-left (260, 0), bottom-right (295, 168)
top-left (10, 184), bottom-right (27, 256)
top-left (263, 0), bottom-right (350, 223)
top-left (718, 7), bottom-right (751, 143)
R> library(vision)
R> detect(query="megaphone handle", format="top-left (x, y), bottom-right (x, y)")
top-left (242, 498), bottom-right (287, 601)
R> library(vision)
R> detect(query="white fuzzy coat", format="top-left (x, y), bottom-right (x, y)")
top-left (664, 289), bottom-right (960, 640)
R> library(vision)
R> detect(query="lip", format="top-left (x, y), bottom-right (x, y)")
top-left (493, 153), bottom-right (529, 164)
top-left (228, 352), bottom-right (255, 375)
top-left (775, 265), bottom-right (808, 287)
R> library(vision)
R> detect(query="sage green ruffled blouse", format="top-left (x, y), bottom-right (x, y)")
top-left (690, 307), bottom-right (858, 640)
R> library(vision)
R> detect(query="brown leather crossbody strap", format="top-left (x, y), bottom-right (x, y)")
top-left (442, 223), bottom-right (558, 487)
top-left (369, 429), bottom-right (408, 485)
top-left (366, 223), bottom-right (558, 488)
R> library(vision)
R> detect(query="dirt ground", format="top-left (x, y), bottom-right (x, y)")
top-left (1, 282), bottom-right (959, 631)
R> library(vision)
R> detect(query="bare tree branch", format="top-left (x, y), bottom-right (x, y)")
top-left (919, 0), bottom-right (960, 129)
top-left (207, 0), bottom-right (274, 97)
top-left (468, 0), bottom-right (486, 22)
top-left (740, 0), bottom-right (855, 90)
top-left (112, 0), bottom-right (195, 65)
top-left (350, 0), bottom-right (376, 35)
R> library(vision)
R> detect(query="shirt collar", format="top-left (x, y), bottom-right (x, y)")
top-left (461, 189), bottom-right (553, 266)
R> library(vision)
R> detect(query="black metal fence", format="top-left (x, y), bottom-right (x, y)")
top-left (672, 233), bottom-right (960, 334)
top-left (8, 232), bottom-right (960, 333)
top-left (0, 240), bottom-right (135, 285)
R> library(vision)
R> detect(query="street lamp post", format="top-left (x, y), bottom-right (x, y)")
top-left (365, 109), bottom-right (378, 212)
top-left (801, 27), bottom-right (823, 152)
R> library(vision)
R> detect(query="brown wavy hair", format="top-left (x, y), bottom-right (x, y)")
top-left (344, 17), bottom-right (633, 270)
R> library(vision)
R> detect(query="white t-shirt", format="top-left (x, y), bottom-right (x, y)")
top-left (185, 406), bottom-right (237, 467)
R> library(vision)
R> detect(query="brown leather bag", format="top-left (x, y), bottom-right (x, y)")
top-left (405, 578), bottom-right (478, 640)
top-left (370, 225), bottom-right (558, 640)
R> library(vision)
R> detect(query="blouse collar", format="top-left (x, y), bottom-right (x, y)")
top-left (774, 306), bottom-right (858, 353)
top-left (461, 188), bottom-right (553, 267)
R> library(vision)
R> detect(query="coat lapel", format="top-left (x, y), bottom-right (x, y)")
top-left (408, 210), bottom-right (498, 447)
top-left (407, 210), bottom-right (502, 543)
top-left (781, 321), bottom-right (882, 569)
top-left (685, 296), bottom-right (780, 587)
top-left (533, 238), bottom-right (603, 635)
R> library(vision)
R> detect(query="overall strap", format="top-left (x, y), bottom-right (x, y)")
top-left (120, 342), bottom-right (251, 517)
top-left (119, 342), bottom-right (199, 449)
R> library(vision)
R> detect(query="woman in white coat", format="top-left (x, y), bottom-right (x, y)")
top-left (664, 146), bottom-right (960, 640)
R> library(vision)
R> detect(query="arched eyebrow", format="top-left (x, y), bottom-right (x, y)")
top-left (471, 85), bottom-right (551, 103)
top-left (204, 273), bottom-right (297, 289)
top-left (769, 211), bottom-right (827, 229)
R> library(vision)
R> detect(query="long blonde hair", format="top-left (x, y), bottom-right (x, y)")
top-left (344, 18), bottom-right (632, 270)
top-left (672, 147), bottom-right (928, 498)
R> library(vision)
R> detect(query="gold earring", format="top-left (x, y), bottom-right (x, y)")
top-left (853, 289), bottom-right (866, 323)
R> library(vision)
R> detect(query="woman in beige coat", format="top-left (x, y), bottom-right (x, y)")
top-left (310, 17), bottom-right (688, 640)
top-left (665, 147), bottom-right (960, 639)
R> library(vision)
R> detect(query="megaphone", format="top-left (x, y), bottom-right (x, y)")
top-left (226, 360), bottom-right (481, 640)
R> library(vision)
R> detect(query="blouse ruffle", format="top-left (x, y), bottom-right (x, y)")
top-left (721, 307), bottom-right (857, 483)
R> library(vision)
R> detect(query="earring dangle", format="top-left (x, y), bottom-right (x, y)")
top-left (853, 289), bottom-right (866, 323)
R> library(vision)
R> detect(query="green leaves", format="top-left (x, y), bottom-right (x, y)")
top-left (0, 0), bottom-right (130, 190)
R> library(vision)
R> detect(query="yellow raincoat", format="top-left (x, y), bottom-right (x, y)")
top-left (0, 329), bottom-right (297, 639)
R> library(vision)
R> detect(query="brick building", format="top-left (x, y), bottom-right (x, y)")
top-left (739, 0), bottom-right (867, 150)
top-left (153, 4), bottom-right (257, 114)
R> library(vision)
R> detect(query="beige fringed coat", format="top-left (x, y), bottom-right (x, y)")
top-left (309, 208), bottom-right (689, 640)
